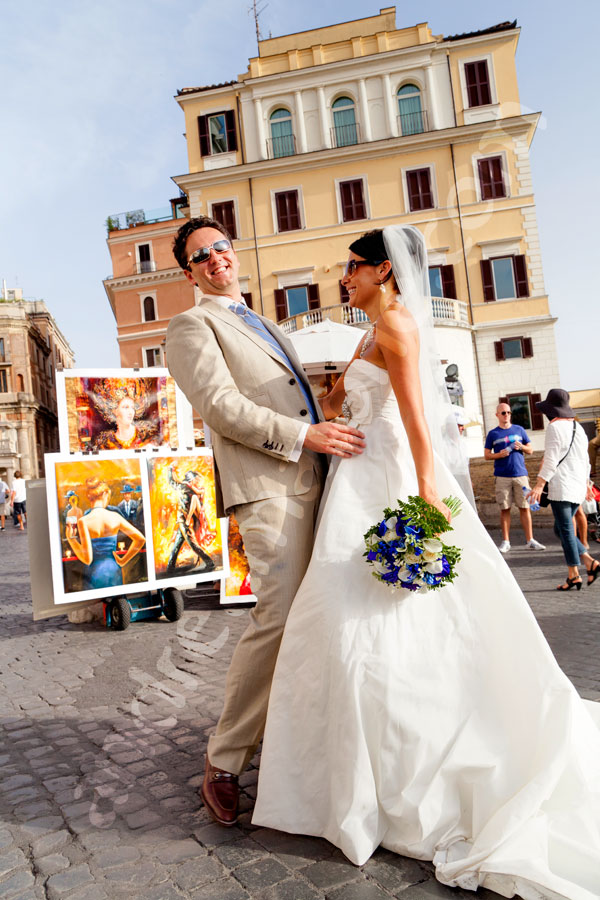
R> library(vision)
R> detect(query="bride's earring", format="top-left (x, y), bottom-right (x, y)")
top-left (379, 283), bottom-right (387, 294)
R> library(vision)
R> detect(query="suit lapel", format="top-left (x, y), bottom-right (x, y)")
top-left (203, 300), bottom-right (290, 371)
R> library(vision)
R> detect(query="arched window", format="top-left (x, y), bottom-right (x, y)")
top-left (143, 296), bottom-right (156, 322)
top-left (269, 108), bottom-right (295, 158)
top-left (397, 84), bottom-right (424, 135)
top-left (332, 97), bottom-right (358, 147)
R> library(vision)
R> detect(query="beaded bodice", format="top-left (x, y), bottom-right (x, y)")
top-left (342, 359), bottom-right (400, 427)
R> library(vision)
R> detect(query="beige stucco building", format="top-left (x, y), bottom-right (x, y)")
top-left (0, 291), bottom-right (74, 480)
top-left (104, 8), bottom-right (560, 450)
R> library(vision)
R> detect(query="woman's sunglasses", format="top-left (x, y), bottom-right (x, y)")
top-left (344, 258), bottom-right (384, 277)
top-left (187, 239), bottom-right (232, 267)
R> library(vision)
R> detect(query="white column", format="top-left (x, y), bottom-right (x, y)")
top-left (253, 97), bottom-right (267, 159)
top-left (358, 78), bottom-right (372, 141)
top-left (317, 87), bottom-right (331, 149)
top-left (382, 73), bottom-right (397, 137)
top-left (294, 90), bottom-right (307, 153)
top-left (425, 65), bottom-right (438, 131)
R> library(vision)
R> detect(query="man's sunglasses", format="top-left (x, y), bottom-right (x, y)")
top-left (499, 411), bottom-right (511, 416)
top-left (344, 258), bottom-right (385, 277)
top-left (187, 239), bottom-right (232, 267)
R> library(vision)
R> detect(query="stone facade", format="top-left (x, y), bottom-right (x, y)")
top-left (0, 298), bottom-right (74, 481)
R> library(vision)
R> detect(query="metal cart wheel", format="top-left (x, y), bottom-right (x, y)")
top-left (110, 597), bottom-right (131, 630)
top-left (162, 588), bottom-right (184, 622)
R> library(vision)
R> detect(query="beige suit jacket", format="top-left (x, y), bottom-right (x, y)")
top-left (166, 297), bottom-right (324, 512)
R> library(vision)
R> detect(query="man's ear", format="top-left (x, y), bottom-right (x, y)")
top-left (183, 268), bottom-right (197, 287)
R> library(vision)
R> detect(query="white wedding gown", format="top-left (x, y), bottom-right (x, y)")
top-left (253, 359), bottom-right (600, 900)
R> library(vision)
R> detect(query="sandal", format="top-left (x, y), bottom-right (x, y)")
top-left (556, 577), bottom-right (582, 591)
top-left (586, 561), bottom-right (600, 586)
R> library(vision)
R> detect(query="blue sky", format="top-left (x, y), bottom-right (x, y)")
top-left (1, 0), bottom-right (598, 390)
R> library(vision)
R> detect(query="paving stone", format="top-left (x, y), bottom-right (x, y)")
top-left (34, 853), bottom-right (70, 876)
top-left (93, 845), bottom-right (141, 868)
top-left (327, 881), bottom-right (393, 900)
top-left (0, 846), bottom-right (28, 877)
top-left (103, 862), bottom-right (157, 884)
top-left (0, 869), bottom-right (35, 898)
top-left (142, 884), bottom-right (186, 900)
top-left (364, 854), bottom-right (429, 893)
top-left (66, 886), bottom-right (108, 900)
top-left (233, 857), bottom-right (292, 891)
top-left (154, 839), bottom-right (206, 865)
top-left (19, 815), bottom-right (64, 838)
top-left (190, 879), bottom-right (250, 900)
top-left (174, 856), bottom-right (227, 890)
top-left (31, 829), bottom-right (71, 857)
top-left (302, 857), bottom-right (359, 889)
top-left (0, 774), bottom-right (33, 792)
top-left (252, 879), bottom-right (323, 900)
top-left (214, 839), bottom-right (266, 869)
top-left (124, 807), bottom-right (162, 829)
top-left (0, 828), bottom-right (14, 850)
top-left (193, 822), bottom-right (245, 847)
top-left (46, 863), bottom-right (94, 896)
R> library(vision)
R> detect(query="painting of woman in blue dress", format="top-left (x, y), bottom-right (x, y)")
top-left (65, 477), bottom-right (146, 590)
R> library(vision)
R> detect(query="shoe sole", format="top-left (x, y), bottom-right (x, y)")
top-left (200, 786), bottom-right (239, 827)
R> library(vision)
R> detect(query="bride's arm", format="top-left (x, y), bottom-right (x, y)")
top-left (377, 305), bottom-right (450, 521)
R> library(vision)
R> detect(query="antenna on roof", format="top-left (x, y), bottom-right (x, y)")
top-left (249, 0), bottom-right (268, 48)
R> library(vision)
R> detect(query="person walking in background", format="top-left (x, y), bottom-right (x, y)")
top-left (484, 403), bottom-right (545, 553)
top-left (588, 415), bottom-right (600, 477)
top-left (528, 389), bottom-right (600, 591)
top-left (10, 470), bottom-right (27, 531)
top-left (0, 476), bottom-right (10, 530)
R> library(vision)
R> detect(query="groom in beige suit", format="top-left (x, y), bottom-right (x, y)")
top-left (166, 217), bottom-right (364, 826)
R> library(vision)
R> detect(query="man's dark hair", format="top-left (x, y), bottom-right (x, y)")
top-left (172, 216), bottom-right (233, 270)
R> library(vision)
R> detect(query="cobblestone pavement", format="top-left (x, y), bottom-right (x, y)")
top-left (0, 524), bottom-right (599, 900)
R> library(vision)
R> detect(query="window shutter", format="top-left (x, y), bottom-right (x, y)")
top-left (275, 191), bottom-right (300, 232)
top-left (353, 180), bottom-right (366, 219)
top-left (499, 395), bottom-right (509, 405)
top-left (198, 115), bottom-right (210, 157)
top-left (241, 292), bottom-right (253, 310)
top-left (530, 393), bottom-right (544, 430)
top-left (441, 265), bottom-right (457, 299)
top-left (224, 110), bottom-right (238, 152)
top-left (465, 60), bottom-right (491, 107)
top-left (339, 281), bottom-right (350, 303)
top-left (339, 180), bottom-right (365, 222)
top-left (478, 158), bottom-right (492, 200)
top-left (480, 259), bottom-right (495, 301)
top-left (490, 157), bottom-right (506, 197)
top-left (212, 201), bottom-right (237, 240)
top-left (407, 169), bottom-right (433, 211)
top-left (494, 341), bottom-right (505, 361)
top-left (289, 191), bottom-right (301, 230)
top-left (308, 284), bottom-right (320, 310)
top-left (274, 289), bottom-right (287, 322)
top-left (522, 337), bottom-right (533, 358)
top-left (514, 255), bottom-right (529, 297)
top-left (143, 297), bottom-right (156, 322)
top-left (275, 193), bottom-right (286, 231)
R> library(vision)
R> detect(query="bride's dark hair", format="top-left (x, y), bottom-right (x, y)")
top-left (349, 229), bottom-right (399, 291)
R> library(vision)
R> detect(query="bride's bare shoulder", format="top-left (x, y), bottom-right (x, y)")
top-left (377, 301), bottom-right (417, 337)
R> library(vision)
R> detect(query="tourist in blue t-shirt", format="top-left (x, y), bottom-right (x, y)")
top-left (484, 403), bottom-right (546, 554)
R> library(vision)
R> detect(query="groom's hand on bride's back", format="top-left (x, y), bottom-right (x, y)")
top-left (304, 423), bottom-right (366, 458)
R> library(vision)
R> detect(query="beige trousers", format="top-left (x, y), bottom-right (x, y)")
top-left (208, 473), bottom-right (323, 775)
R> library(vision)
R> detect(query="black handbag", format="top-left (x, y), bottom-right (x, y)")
top-left (539, 422), bottom-right (576, 507)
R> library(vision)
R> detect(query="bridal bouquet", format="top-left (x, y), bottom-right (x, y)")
top-left (364, 496), bottom-right (462, 592)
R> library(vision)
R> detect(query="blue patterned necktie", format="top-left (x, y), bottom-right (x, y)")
top-left (229, 301), bottom-right (318, 424)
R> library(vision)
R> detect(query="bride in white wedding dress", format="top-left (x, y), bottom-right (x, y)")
top-left (252, 227), bottom-right (600, 900)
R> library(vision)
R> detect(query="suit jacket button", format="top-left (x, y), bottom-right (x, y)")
top-left (300, 409), bottom-right (308, 416)
top-left (289, 378), bottom-right (296, 385)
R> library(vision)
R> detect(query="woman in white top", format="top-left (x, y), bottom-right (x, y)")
top-left (528, 389), bottom-right (600, 590)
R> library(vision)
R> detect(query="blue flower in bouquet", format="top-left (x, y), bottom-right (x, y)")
top-left (363, 496), bottom-right (462, 594)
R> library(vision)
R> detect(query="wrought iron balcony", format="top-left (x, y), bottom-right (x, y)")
top-left (396, 109), bottom-right (430, 136)
top-left (136, 260), bottom-right (157, 275)
top-left (267, 133), bottom-right (297, 159)
top-left (330, 122), bottom-right (361, 148)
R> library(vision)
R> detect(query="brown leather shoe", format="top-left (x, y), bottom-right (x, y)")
top-left (200, 755), bottom-right (239, 826)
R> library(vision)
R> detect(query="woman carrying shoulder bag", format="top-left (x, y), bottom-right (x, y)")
top-left (528, 388), bottom-right (600, 590)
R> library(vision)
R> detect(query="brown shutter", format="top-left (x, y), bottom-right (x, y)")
top-left (514, 255), bottom-right (529, 297)
top-left (407, 171), bottom-right (420, 211)
top-left (275, 191), bottom-right (300, 232)
top-left (241, 292), bottom-right (253, 310)
top-left (441, 265), bottom-right (456, 299)
top-left (339, 180), bottom-right (365, 222)
top-left (480, 259), bottom-right (495, 301)
top-left (522, 337), bottom-right (533, 358)
top-left (353, 180), bottom-right (366, 219)
top-left (499, 395), bottom-right (509, 405)
top-left (490, 157), bottom-right (506, 197)
top-left (465, 60), bottom-right (491, 107)
top-left (339, 281), bottom-right (350, 303)
top-left (198, 115), bottom-right (210, 156)
top-left (308, 284), bottom-right (320, 310)
top-left (494, 341), bottom-right (505, 361)
top-left (478, 158), bottom-right (492, 200)
top-left (212, 201), bottom-right (237, 240)
top-left (530, 393), bottom-right (544, 430)
top-left (224, 110), bottom-right (238, 152)
top-left (274, 289), bottom-right (287, 322)
top-left (407, 169), bottom-right (433, 211)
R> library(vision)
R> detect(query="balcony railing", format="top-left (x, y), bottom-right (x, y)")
top-left (136, 260), bottom-right (156, 275)
top-left (106, 203), bottom-right (187, 233)
top-left (267, 133), bottom-right (297, 159)
top-left (431, 297), bottom-right (469, 325)
top-left (279, 298), bottom-right (469, 336)
top-left (397, 109), bottom-right (430, 136)
top-left (330, 122), bottom-right (361, 148)
top-left (279, 302), bottom-right (370, 335)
